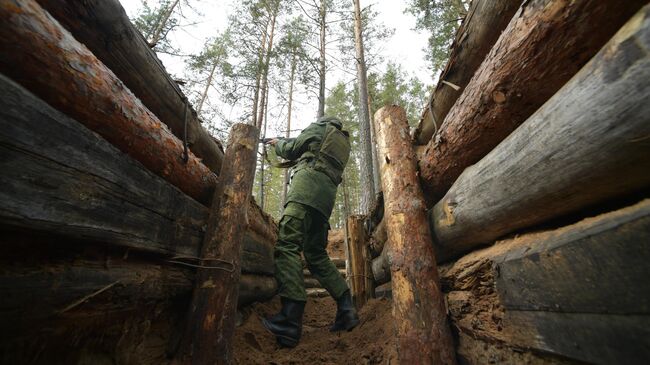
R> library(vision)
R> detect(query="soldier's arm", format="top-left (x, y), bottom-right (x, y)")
top-left (275, 123), bottom-right (322, 160)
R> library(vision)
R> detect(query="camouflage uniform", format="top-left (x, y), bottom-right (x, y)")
top-left (273, 116), bottom-right (350, 302)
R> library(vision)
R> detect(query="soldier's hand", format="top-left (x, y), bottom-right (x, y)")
top-left (268, 138), bottom-right (279, 146)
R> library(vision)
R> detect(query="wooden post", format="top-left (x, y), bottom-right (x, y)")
top-left (0, 0), bottom-right (217, 205)
top-left (418, 0), bottom-right (646, 204)
top-left (374, 105), bottom-right (457, 364)
top-left (37, 0), bottom-right (225, 174)
top-left (176, 124), bottom-right (258, 365)
top-left (346, 215), bottom-right (373, 308)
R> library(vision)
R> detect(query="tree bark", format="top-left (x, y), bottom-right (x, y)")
top-left (442, 200), bottom-right (650, 365)
top-left (430, 6), bottom-right (650, 261)
top-left (37, 0), bottom-right (225, 174)
top-left (412, 0), bottom-right (521, 145)
top-left (0, 0), bottom-right (217, 205)
top-left (418, 0), bottom-right (647, 204)
top-left (374, 105), bottom-right (457, 364)
top-left (354, 0), bottom-right (376, 215)
top-left (346, 215), bottom-right (373, 308)
top-left (178, 123), bottom-right (258, 365)
top-left (317, 0), bottom-right (326, 118)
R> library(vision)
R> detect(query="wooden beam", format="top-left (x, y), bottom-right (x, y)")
top-left (0, 0), bottom-right (217, 205)
top-left (178, 124), bottom-right (258, 365)
top-left (0, 74), bottom-right (274, 275)
top-left (418, 0), bottom-right (647, 204)
top-left (346, 215), bottom-right (373, 308)
top-left (430, 6), bottom-right (650, 261)
top-left (442, 200), bottom-right (650, 364)
top-left (413, 0), bottom-right (521, 145)
top-left (374, 105), bottom-right (457, 364)
top-left (36, 0), bottom-right (225, 174)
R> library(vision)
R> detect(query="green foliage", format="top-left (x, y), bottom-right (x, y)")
top-left (406, 0), bottom-right (469, 76)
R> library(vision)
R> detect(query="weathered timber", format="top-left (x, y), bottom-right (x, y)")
top-left (418, 0), bottom-right (647, 204)
top-left (441, 200), bottom-right (650, 365)
top-left (36, 0), bottom-right (224, 174)
top-left (0, 234), bottom-right (276, 364)
top-left (370, 245), bottom-right (391, 286)
top-left (0, 0), bottom-right (217, 204)
top-left (374, 105), bottom-right (456, 364)
top-left (0, 74), bottom-right (274, 275)
top-left (179, 124), bottom-right (258, 365)
top-left (346, 215), bottom-right (373, 308)
top-left (368, 217), bottom-right (387, 258)
top-left (413, 0), bottom-right (521, 145)
top-left (430, 7), bottom-right (650, 261)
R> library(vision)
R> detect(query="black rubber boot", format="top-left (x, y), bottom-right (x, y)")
top-left (262, 297), bottom-right (305, 348)
top-left (329, 290), bottom-right (360, 332)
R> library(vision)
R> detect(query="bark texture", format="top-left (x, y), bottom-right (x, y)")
top-left (413, 0), bottom-right (521, 145)
top-left (346, 215), bottom-right (373, 308)
top-left (441, 200), bottom-right (650, 365)
top-left (418, 0), bottom-right (647, 204)
top-left (37, 0), bottom-right (225, 174)
top-left (179, 124), bottom-right (258, 364)
top-left (431, 6), bottom-right (650, 261)
top-left (373, 106), bottom-right (457, 365)
top-left (0, 0), bottom-right (217, 205)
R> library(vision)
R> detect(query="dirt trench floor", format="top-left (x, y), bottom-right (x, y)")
top-left (233, 296), bottom-right (397, 365)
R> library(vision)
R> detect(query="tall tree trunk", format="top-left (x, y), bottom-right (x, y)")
top-left (317, 0), bottom-right (326, 118)
top-left (281, 54), bottom-right (297, 210)
top-left (196, 61), bottom-right (218, 115)
top-left (256, 3), bottom-right (278, 129)
top-left (367, 93), bottom-right (381, 200)
top-left (353, 0), bottom-right (375, 214)
top-left (251, 17), bottom-right (270, 125)
top-left (259, 85), bottom-right (269, 210)
top-left (148, 0), bottom-right (180, 47)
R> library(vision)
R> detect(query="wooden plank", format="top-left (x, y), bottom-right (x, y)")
top-left (0, 73), bottom-right (274, 275)
top-left (413, 0), bottom-right (521, 145)
top-left (0, 0), bottom-right (217, 204)
top-left (430, 6), bottom-right (650, 261)
top-left (441, 200), bottom-right (650, 365)
top-left (177, 124), bottom-right (258, 365)
top-left (374, 105), bottom-right (456, 364)
top-left (418, 0), bottom-right (647, 204)
top-left (36, 0), bottom-right (224, 174)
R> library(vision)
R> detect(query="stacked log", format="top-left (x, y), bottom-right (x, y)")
top-left (412, 0), bottom-right (521, 145)
top-left (37, 0), bottom-right (225, 174)
top-left (372, 5), bottom-right (650, 282)
top-left (418, 0), bottom-right (647, 204)
top-left (442, 200), bottom-right (650, 364)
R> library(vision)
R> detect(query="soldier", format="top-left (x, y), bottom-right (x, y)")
top-left (262, 116), bottom-right (359, 348)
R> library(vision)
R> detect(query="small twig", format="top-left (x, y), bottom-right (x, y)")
top-left (441, 80), bottom-right (461, 91)
top-left (57, 280), bottom-right (120, 314)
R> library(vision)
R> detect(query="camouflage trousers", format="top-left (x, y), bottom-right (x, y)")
top-left (274, 202), bottom-right (349, 302)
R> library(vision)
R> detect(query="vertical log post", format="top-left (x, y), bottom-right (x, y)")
top-left (374, 105), bottom-right (457, 364)
top-left (346, 215), bottom-right (373, 308)
top-left (175, 124), bottom-right (259, 365)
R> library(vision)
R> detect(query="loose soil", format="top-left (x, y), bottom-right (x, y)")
top-left (233, 296), bottom-right (397, 365)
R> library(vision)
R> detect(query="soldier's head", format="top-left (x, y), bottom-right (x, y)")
top-left (316, 115), bottom-right (343, 130)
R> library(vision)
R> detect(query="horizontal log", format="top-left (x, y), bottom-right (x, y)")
top-left (0, 0), bottom-right (217, 204)
top-left (441, 199), bottom-right (650, 364)
top-left (36, 0), bottom-right (225, 174)
top-left (418, 0), bottom-right (647, 204)
top-left (413, 0), bottom-right (521, 145)
top-left (0, 237), bottom-right (277, 342)
top-left (430, 7), bottom-right (650, 261)
top-left (368, 217), bottom-right (387, 258)
top-left (0, 73), bottom-right (274, 275)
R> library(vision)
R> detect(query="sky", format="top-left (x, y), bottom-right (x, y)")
top-left (118, 0), bottom-right (431, 135)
